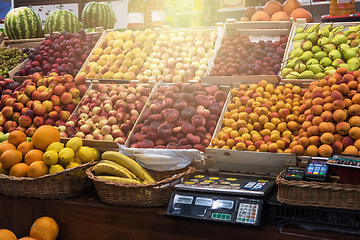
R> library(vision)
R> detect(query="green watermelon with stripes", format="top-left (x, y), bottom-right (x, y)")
top-left (82, 2), bottom-right (116, 30)
top-left (44, 9), bottom-right (81, 34)
top-left (4, 7), bottom-right (42, 40)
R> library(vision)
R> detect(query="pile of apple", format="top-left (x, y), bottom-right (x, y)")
top-left (78, 29), bottom-right (159, 81)
top-left (17, 30), bottom-right (101, 77)
top-left (128, 82), bottom-right (228, 152)
top-left (289, 67), bottom-right (360, 158)
top-left (209, 32), bottom-right (287, 78)
top-left (63, 83), bottom-right (150, 143)
top-left (0, 73), bottom-right (88, 136)
top-left (209, 80), bottom-right (303, 153)
top-left (135, 30), bottom-right (218, 83)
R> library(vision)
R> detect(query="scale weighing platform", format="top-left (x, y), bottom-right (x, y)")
top-left (166, 175), bottom-right (276, 228)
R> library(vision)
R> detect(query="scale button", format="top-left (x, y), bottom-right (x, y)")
top-left (221, 214), bottom-right (226, 219)
top-left (225, 214), bottom-right (231, 220)
top-left (209, 177), bottom-right (219, 180)
top-left (319, 172), bottom-right (324, 175)
top-left (211, 213), bottom-right (217, 219)
top-left (226, 178), bottom-right (237, 181)
top-left (296, 175), bottom-right (301, 177)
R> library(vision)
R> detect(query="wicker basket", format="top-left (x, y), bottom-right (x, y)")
top-left (276, 170), bottom-right (360, 210)
top-left (0, 161), bottom-right (96, 200)
top-left (87, 166), bottom-right (195, 207)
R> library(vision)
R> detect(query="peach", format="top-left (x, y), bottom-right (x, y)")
top-left (332, 141), bottom-right (343, 153)
top-left (318, 144), bottom-right (333, 158)
top-left (157, 123), bottom-right (173, 139)
top-left (349, 127), bottom-right (360, 140)
top-left (307, 126), bottom-right (320, 137)
top-left (208, 102), bottom-right (223, 115)
top-left (349, 116), bottom-right (360, 127)
top-left (336, 122), bottom-right (351, 135)
top-left (342, 136), bottom-right (354, 148)
top-left (163, 108), bottom-right (180, 123)
top-left (311, 105), bottom-right (323, 116)
top-left (268, 143), bottom-right (278, 153)
top-left (320, 111), bottom-right (333, 122)
top-left (338, 83), bottom-right (349, 96)
top-left (141, 139), bottom-right (155, 148)
top-left (331, 90), bottom-right (343, 101)
top-left (292, 145), bottom-right (304, 155)
top-left (306, 145), bottom-right (318, 157)
top-left (343, 145), bottom-right (358, 156)
top-left (299, 137), bottom-right (310, 148)
top-left (348, 104), bottom-right (360, 116)
top-left (333, 109), bottom-right (347, 122)
top-left (312, 116), bottom-right (323, 126)
top-left (181, 122), bottom-right (196, 134)
top-left (320, 132), bottom-right (334, 145)
top-left (309, 136), bottom-right (321, 146)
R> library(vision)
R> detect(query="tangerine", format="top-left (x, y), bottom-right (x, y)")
top-left (32, 126), bottom-right (60, 151)
top-left (0, 229), bottom-right (17, 240)
top-left (17, 141), bottom-right (34, 157)
top-left (27, 161), bottom-right (49, 178)
top-left (8, 130), bottom-right (26, 147)
top-left (10, 163), bottom-right (29, 177)
top-left (0, 142), bottom-right (16, 157)
top-left (30, 216), bottom-right (59, 240)
top-left (24, 149), bottom-right (44, 165)
top-left (0, 150), bottom-right (22, 169)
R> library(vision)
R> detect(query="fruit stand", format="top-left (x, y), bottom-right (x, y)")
top-left (2, 0), bottom-right (360, 239)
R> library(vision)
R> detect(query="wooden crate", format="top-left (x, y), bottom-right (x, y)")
top-left (280, 21), bottom-right (360, 85)
top-left (204, 81), bottom-right (298, 177)
top-left (205, 20), bottom-right (294, 85)
top-left (0, 37), bottom-right (44, 49)
top-left (60, 138), bottom-right (120, 153)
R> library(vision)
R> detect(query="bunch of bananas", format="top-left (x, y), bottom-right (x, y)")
top-left (44, 137), bottom-right (99, 179)
top-left (92, 151), bottom-right (156, 184)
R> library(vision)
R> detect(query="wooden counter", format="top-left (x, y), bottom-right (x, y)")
top-left (0, 188), bottom-right (359, 240)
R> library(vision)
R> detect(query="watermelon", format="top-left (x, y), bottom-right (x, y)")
top-left (44, 9), bottom-right (81, 34)
top-left (82, 2), bottom-right (116, 30)
top-left (4, 7), bottom-right (42, 40)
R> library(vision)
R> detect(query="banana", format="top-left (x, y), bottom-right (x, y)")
top-left (102, 152), bottom-right (156, 183)
top-left (97, 176), bottom-right (141, 184)
top-left (102, 151), bottom-right (146, 181)
top-left (100, 160), bottom-right (139, 180)
top-left (92, 162), bottom-right (136, 179)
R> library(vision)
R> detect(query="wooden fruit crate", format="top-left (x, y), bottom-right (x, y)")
top-left (203, 20), bottom-right (294, 85)
top-left (280, 20), bottom-right (360, 85)
top-left (205, 82), bottom-right (298, 177)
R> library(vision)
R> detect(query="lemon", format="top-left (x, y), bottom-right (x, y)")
top-left (93, 148), bottom-right (100, 161)
top-left (46, 142), bottom-right (64, 153)
top-left (43, 150), bottom-right (59, 166)
top-left (66, 162), bottom-right (79, 176)
top-left (58, 147), bottom-right (75, 163)
top-left (74, 157), bottom-right (82, 164)
top-left (49, 164), bottom-right (64, 180)
top-left (66, 137), bottom-right (83, 153)
top-left (78, 146), bottom-right (95, 163)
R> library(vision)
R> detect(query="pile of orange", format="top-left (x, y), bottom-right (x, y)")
top-left (0, 216), bottom-right (59, 240)
top-left (0, 125), bottom-right (60, 178)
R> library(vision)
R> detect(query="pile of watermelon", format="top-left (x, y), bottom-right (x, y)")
top-left (4, 2), bottom-right (116, 40)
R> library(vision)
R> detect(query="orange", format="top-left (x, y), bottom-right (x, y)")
top-left (27, 161), bottom-right (48, 178)
top-left (32, 125), bottom-right (60, 151)
top-left (10, 163), bottom-right (29, 177)
top-left (18, 238), bottom-right (37, 240)
top-left (0, 142), bottom-right (16, 157)
top-left (0, 229), bottom-right (17, 240)
top-left (17, 141), bottom-right (34, 158)
top-left (0, 150), bottom-right (23, 169)
top-left (30, 216), bottom-right (59, 240)
top-left (8, 130), bottom-right (26, 147)
top-left (24, 149), bottom-right (44, 166)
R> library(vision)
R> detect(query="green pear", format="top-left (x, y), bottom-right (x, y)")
top-left (311, 45), bottom-right (322, 53)
top-left (347, 57), bottom-right (360, 71)
top-left (320, 57), bottom-right (332, 67)
top-left (329, 49), bottom-right (342, 60)
top-left (296, 27), bottom-right (305, 33)
top-left (318, 27), bottom-right (330, 37)
top-left (285, 71), bottom-right (300, 79)
top-left (339, 63), bottom-right (350, 71)
top-left (340, 47), bottom-right (358, 61)
top-left (330, 26), bottom-right (345, 36)
top-left (322, 44), bottom-right (336, 53)
top-left (307, 64), bottom-right (324, 74)
top-left (307, 32), bottom-right (320, 44)
top-left (315, 72), bottom-right (326, 79)
top-left (298, 70), bottom-right (315, 79)
top-left (286, 57), bottom-right (300, 69)
top-left (342, 30), bottom-right (351, 37)
top-left (332, 34), bottom-right (348, 45)
top-left (325, 23), bottom-right (333, 31)
top-left (0, 132), bottom-right (4, 142)
top-left (338, 43), bottom-right (350, 50)
top-left (292, 41), bottom-right (302, 49)
top-left (314, 51), bottom-right (328, 61)
top-left (306, 23), bottom-right (320, 33)
top-left (306, 58), bottom-right (319, 67)
top-left (299, 51), bottom-right (314, 62)
top-left (332, 59), bottom-right (345, 68)
top-left (294, 62), bottom-right (307, 73)
top-left (281, 68), bottom-right (294, 78)
top-left (300, 40), bottom-right (313, 51)
top-left (317, 37), bottom-right (330, 46)
top-left (349, 40), bottom-right (359, 48)
top-left (289, 47), bottom-right (304, 59)
top-left (294, 33), bottom-right (309, 41)
top-left (348, 25), bottom-right (360, 32)
top-left (325, 68), bottom-right (336, 76)
top-left (324, 66), bottom-right (336, 72)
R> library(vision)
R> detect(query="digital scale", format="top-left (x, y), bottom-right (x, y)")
top-left (166, 175), bottom-right (276, 228)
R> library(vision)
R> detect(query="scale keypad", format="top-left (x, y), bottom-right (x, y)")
top-left (236, 203), bottom-right (258, 224)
